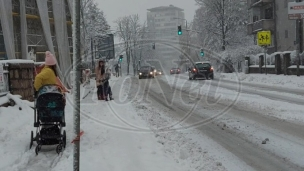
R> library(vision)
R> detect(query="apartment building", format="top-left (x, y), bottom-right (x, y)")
top-left (147, 5), bottom-right (185, 58)
top-left (247, 0), bottom-right (298, 53)
top-left (0, 0), bottom-right (72, 67)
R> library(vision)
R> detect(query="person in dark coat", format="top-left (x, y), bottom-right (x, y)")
top-left (95, 59), bottom-right (106, 100)
top-left (115, 64), bottom-right (119, 77)
top-left (103, 68), bottom-right (113, 101)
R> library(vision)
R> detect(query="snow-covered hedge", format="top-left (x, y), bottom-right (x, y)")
top-left (218, 45), bottom-right (264, 72)
top-left (249, 50), bottom-right (304, 66)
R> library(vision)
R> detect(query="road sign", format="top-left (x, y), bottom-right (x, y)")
top-left (95, 34), bottom-right (115, 60)
top-left (288, 2), bottom-right (304, 20)
top-left (257, 31), bottom-right (271, 46)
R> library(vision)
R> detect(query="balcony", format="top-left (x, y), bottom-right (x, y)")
top-left (247, 19), bottom-right (274, 34)
top-left (247, 0), bottom-right (273, 8)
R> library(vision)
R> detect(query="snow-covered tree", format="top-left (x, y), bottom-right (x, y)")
top-left (194, 0), bottom-right (250, 51)
top-left (193, 0), bottom-right (263, 72)
top-left (81, 0), bottom-right (110, 62)
top-left (129, 14), bottom-right (142, 76)
top-left (115, 14), bottom-right (150, 75)
top-left (115, 16), bottom-right (132, 75)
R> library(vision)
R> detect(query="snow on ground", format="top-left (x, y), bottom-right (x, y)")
top-left (1, 71), bottom-right (303, 171)
top-left (217, 72), bottom-right (304, 89)
top-left (215, 116), bottom-right (304, 169)
top-left (162, 74), bottom-right (304, 125)
top-left (0, 92), bottom-right (74, 171)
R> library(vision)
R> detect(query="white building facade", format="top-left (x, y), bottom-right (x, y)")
top-left (147, 5), bottom-right (185, 58)
top-left (0, 0), bottom-right (73, 76)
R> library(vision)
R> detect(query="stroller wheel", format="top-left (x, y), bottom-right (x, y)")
top-left (35, 133), bottom-right (40, 144)
top-left (56, 144), bottom-right (63, 154)
top-left (29, 131), bottom-right (34, 149)
top-left (35, 144), bottom-right (41, 155)
top-left (63, 130), bottom-right (66, 148)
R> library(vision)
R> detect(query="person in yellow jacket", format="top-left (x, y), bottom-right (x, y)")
top-left (34, 51), bottom-right (69, 95)
top-left (34, 51), bottom-right (58, 91)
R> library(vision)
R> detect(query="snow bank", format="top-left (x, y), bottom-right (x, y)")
top-left (249, 50), bottom-right (300, 65)
top-left (218, 73), bottom-right (304, 89)
top-left (288, 65), bottom-right (304, 69)
top-left (0, 93), bottom-right (34, 108)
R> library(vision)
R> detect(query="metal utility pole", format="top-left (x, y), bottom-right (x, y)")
top-left (296, 0), bottom-right (303, 76)
top-left (174, 17), bottom-right (189, 60)
top-left (185, 20), bottom-right (190, 61)
top-left (73, 0), bottom-right (81, 170)
top-left (91, 37), bottom-right (94, 71)
top-left (264, 46), bottom-right (267, 75)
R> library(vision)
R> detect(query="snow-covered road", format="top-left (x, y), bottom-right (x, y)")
top-left (129, 74), bottom-right (304, 170)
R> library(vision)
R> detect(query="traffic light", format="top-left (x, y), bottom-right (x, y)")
top-left (152, 43), bottom-right (155, 50)
top-left (200, 49), bottom-right (204, 57)
top-left (119, 55), bottom-right (123, 62)
top-left (178, 25), bottom-right (182, 35)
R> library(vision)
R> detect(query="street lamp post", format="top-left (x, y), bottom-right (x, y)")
top-left (90, 15), bottom-right (95, 71)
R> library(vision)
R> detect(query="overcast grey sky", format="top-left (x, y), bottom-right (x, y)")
top-left (96, 0), bottom-right (198, 29)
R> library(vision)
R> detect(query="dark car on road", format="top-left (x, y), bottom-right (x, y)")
top-left (139, 66), bottom-right (155, 79)
top-left (188, 61), bottom-right (214, 80)
top-left (170, 68), bottom-right (181, 75)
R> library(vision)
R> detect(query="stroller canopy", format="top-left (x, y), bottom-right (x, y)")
top-left (37, 84), bottom-right (63, 97)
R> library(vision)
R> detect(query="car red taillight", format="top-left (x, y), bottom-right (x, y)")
top-left (193, 68), bottom-right (196, 72)
top-left (210, 67), bottom-right (214, 71)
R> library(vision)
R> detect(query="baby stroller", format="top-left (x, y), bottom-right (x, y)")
top-left (30, 84), bottom-right (66, 155)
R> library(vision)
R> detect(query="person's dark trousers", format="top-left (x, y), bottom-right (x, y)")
top-left (103, 80), bottom-right (113, 100)
top-left (107, 86), bottom-right (112, 98)
top-left (97, 85), bottom-right (105, 100)
top-left (115, 69), bottom-right (119, 77)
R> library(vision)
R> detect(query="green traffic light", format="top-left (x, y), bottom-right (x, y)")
top-left (178, 31), bottom-right (182, 35)
top-left (200, 52), bottom-right (204, 57)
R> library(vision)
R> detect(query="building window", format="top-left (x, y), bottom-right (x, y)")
top-left (284, 0), bottom-right (288, 8)
top-left (253, 16), bottom-right (259, 22)
top-left (265, 7), bottom-right (273, 19)
top-left (285, 30), bottom-right (288, 38)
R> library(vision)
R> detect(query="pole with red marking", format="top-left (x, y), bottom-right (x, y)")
top-left (73, 0), bottom-right (81, 170)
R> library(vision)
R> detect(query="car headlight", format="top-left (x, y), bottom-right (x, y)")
top-left (159, 72), bottom-right (161, 74)
top-left (139, 73), bottom-right (142, 75)
top-left (150, 72), bottom-right (153, 74)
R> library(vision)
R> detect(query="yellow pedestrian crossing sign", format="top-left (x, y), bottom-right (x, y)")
top-left (257, 31), bottom-right (271, 46)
